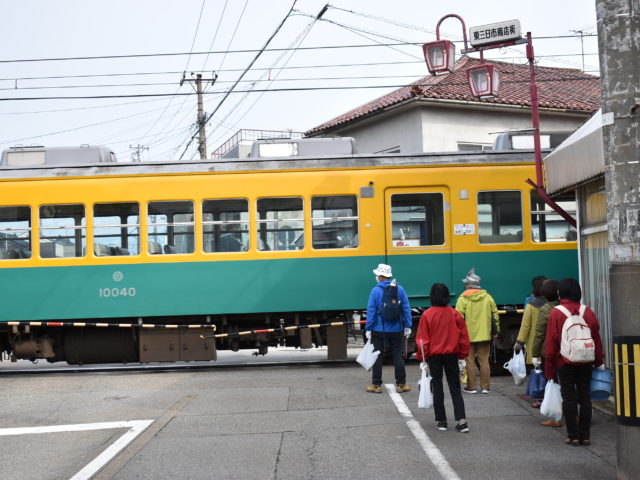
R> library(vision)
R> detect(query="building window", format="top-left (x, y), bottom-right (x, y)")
top-left (530, 191), bottom-right (576, 242)
top-left (0, 206), bottom-right (31, 259)
top-left (477, 191), bottom-right (523, 244)
top-left (257, 197), bottom-right (304, 251)
top-left (93, 203), bottom-right (140, 256)
top-left (391, 193), bottom-right (445, 247)
top-left (311, 195), bottom-right (358, 249)
top-left (39, 204), bottom-right (86, 258)
top-left (147, 201), bottom-right (194, 254)
top-left (203, 199), bottom-right (249, 253)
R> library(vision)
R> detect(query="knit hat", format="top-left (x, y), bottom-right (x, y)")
top-left (373, 264), bottom-right (393, 278)
top-left (463, 268), bottom-right (481, 288)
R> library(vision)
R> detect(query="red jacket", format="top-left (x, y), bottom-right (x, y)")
top-left (416, 306), bottom-right (470, 361)
top-left (544, 299), bottom-right (605, 380)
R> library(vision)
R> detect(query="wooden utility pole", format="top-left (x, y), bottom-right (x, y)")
top-left (180, 73), bottom-right (217, 160)
top-left (596, 1), bottom-right (640, 478)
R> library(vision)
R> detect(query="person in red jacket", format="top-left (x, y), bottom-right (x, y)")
top-left (544, 278), bottom-right (605, 446)
top-left (416, 283), bottom-right (471, 433)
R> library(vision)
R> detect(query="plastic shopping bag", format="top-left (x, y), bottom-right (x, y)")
top-left (356, 339), bottom-right (380, 371)
top-left (417, 363), bottom-right (433, 409)
top-left (503, 349), bottom-right (527, 385)
top-left (540, 379), bottom-right (563, 422)
top-left (526, 368), bottom-right (547, 400)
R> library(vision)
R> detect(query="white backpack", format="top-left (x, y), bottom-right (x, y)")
top-left (556, 305), bottom-right (595, 363)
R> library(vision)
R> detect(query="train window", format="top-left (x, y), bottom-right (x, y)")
top-left (312, 195), bottom-right (358, 249)
top-left (0, 206), bottom-right (31, 259)
top-left (530, 191), bottom-right (577, 242)
top-left (257, 197), bottom-right (304, 251)
top-left (39, 204), bottom-right (86, 258)
top-left (390, 193), bottom-right (445, 247)
top-left (203, 199), bottom-right (249, 253)
top-left (93, 203), bottom-right (140, 256)
top-left (147, 201), bottom-right (194, 255)
top-left (477, 191), bottom-right (523, 244)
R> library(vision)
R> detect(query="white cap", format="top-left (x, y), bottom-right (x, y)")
top-left (463, 268), bottom-right (481, 287)
top-left (373, 264), bottom-right (393, 278)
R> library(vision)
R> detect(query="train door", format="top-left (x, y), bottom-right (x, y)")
top-left (384, 187), bottom-right (452, 308)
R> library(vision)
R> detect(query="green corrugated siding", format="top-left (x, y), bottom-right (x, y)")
top-left (0, 249), bottom-right (577, 321)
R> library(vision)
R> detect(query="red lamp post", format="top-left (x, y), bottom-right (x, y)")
top-left (422, 15), bottom-right (576, 227)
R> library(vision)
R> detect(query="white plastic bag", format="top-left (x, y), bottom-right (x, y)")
top-left (356, 339), bottom-right (380, 371)
top-left (417, 363), bottom-right (433, 409)
top-left (540, 379), bottom-right (563, 421)
top-left (503, 349), bottom-right (527, 385)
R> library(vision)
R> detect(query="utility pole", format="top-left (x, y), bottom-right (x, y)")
top-left (180, 72), bottom-right (217, 160)
top-left (596, 1), bottom-right (640, 479)
top-left (129, 144), bottom-right (148, 162)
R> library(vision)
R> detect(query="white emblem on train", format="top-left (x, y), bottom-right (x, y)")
top-left (113, 271), bottom-right (124, 282)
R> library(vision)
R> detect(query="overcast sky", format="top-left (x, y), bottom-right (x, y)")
top-left (0, 0), bottom-right (599, 161)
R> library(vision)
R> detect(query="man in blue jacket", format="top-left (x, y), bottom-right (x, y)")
top-left (365, 263), bottom-right (413, 393)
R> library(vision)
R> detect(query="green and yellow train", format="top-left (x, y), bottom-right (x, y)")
top-left (0, 143), bottom-right (577, 364)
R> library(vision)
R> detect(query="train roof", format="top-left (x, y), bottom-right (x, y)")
top-left (0, 149), bottom-right (542, 180)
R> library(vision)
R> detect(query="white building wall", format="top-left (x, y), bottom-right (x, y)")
top-left (324, 107), bottom-right (423, 154)
top-left (420, 106), bottom-right (587, 152)
top-left (317, 102), bottom-right (589, 154)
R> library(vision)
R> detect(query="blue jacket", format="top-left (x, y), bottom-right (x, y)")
top-left (366, 280), bottom-right (412, 332)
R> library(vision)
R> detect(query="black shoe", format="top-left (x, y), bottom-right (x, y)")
top-left (436, 421), bottom-right (448, 431)
top-left (455, 423), bottom-right (470, 433)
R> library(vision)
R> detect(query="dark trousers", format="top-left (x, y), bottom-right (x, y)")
top-left (428, 354), bottom-right (467, 422)
top-left (558, 363), bottom-right (593, 441)
top-left (371, 331), bottom-right (406, 385)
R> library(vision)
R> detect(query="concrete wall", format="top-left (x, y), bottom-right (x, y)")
top-left (317, 102), bottom-right (590, 154)
top-left (324, 107), bottom-right (423, 154)
top-left (420, 106), bottom-right (586, 152)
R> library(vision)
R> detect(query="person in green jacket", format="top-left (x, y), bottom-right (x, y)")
top-left (455, 268), bottom-right (499, 394)
top-left (514, 276), bottom-right (547, 366)
top-left (530, 279), bottom-right (560, 419)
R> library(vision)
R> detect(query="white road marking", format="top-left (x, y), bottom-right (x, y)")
top-left (385, 384), bottom-right (461, 480)
top-left (0, 420), bottom-right (154, 480)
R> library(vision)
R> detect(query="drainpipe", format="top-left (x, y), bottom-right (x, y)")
top-left (523, 32), bottom-right (577, 228)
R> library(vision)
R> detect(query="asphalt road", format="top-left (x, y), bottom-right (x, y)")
top-left (0, 347), bottom-right (616, 480)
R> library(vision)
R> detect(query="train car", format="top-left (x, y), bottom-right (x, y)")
top-left (0, 144), bottom-right (578, 364)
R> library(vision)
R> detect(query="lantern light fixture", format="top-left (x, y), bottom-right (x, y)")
top-left (422, 40), bottom-right (456, 75)
top-left (466, 63), bottom-right (501, 99)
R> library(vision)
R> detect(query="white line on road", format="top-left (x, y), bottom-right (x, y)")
top-left (385, 384), bottom-right (461, 480)
top-left (0, 420), bottom-right (154, 480)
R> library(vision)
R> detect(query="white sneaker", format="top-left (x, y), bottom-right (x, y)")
top-left (481, 389), bottom-right (490, 394)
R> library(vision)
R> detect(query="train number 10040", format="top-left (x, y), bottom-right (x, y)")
top-left (99, 287), bottom-right (137, 298)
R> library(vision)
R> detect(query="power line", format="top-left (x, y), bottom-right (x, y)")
top-left (178, 0), bottom-right (304, 160)
top-left (0, 35), bottom-right (597, 65)
top-left (0, 52), bottom-right (599, 84)
top-left (0, 75), bottom-right (600, 103)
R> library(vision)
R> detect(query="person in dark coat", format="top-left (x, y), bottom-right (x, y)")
top-left (416, 283), bottom-right (471, 433)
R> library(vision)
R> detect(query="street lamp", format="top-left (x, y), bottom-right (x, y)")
top-left (422, 14), bottom-right (468, 75)
top-left (466, 63), bottom-right (501, 98)
top-left (422, 15), bottom-right (576, 227)
top-left (422, 40), bottom-right (456, 74)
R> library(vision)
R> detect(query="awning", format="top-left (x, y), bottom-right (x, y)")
top-left (543, 109), bottom-right (604, 194)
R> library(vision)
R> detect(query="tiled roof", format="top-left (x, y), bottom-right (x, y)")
top-left (305, 56), bottom-right (601, 135)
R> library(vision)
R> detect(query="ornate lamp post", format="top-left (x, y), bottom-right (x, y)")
top-left (422, 15), bottom-right (576, 227)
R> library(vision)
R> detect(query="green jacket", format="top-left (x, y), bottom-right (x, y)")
top-left (516, 296), bottom-right (545, 365)
top-left (531, 299), bottom-right (559, 359)
top-left (455, 289), bottom-right (499, 342)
